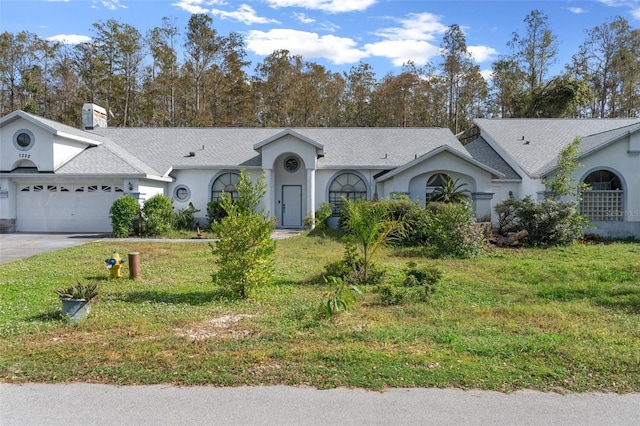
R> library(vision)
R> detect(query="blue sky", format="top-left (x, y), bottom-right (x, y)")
top-left (2, 0), bottom-right (639, 79)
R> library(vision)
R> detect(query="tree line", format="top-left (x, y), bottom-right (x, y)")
top-left (1, 10), bottom-right (638, 133)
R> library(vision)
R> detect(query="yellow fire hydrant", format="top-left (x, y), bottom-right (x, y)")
top-left (105, 249), bottom-right (126, 278)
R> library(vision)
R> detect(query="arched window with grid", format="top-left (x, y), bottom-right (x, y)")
top-left (328, 172), bottom-right (367, 215)
top-left (211, 172), bottom-right (240, 201)
top-left (580, 169), bottom-right (623, 221)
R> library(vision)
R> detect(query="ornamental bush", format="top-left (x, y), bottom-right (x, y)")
top-left (109, 195), bottom-right (140, 237)
top-left (142, 194), bottom-right (174, 236)
top-left (206, 199), bottom-right (228, 226)
top-left (495, 196), bottom-right (590, 246)
top-left (211, 171), bottom-right (276, 299)
top-left (379, 198), bottom-right (430, 246)
top-left (425, 201), bottom-right (484, 258)
top-left (173, 202), bottom-right (200, 231)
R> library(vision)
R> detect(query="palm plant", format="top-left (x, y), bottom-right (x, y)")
top-left (341, 199), bottom-right (400, 285)
top-left (429, 177), bottom-right (470, 203)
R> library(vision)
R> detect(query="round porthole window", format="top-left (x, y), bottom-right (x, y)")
top-left (13, 129), bottom-right (35, 151)
top-left (174, 185), bottom-right (190, 202)
top-left (284, 157), bottom-right (299, 173)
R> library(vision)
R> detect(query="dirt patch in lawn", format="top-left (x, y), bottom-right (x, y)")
top-left (174, 314), bottom-right (256, 341)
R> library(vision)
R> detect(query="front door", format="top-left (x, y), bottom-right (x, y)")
top-left (282, 185), bottom-right (302, 228)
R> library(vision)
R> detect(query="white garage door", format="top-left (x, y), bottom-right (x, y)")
top-left (17, 183), bottom-right (123, 232)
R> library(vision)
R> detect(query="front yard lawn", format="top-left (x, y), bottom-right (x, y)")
top-left (1, 234), bottom-right (639, 392)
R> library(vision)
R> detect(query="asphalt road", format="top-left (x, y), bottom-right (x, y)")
top-left (2, 384), bottom-right (640, 426)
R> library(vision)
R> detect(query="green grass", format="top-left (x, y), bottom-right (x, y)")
top-left (1, 234), bottom-right (639, 392)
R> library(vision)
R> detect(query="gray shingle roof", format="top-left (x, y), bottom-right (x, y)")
top-left (56, 139), bottom-right (162, 177)
top-left (88, 127), bottom-right (468, 175)
top-left (0, 110), bottom-right (109, 145)
top-left (474, 118), bottom-right (640, 177)
top-left (465, 137), bottom-right (521, 180)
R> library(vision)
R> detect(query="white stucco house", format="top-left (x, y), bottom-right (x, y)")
top-left (1, 104), bottom-right (639, 239)
top-left (465, 118), bottom-right (640, 238)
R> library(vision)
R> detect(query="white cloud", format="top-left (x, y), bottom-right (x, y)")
top-left (266, 0), bottom-right (377, 13)
top-left (364, 39), bottom-right (440, 66)
top-left (468, 45), bottom-right (498, 63)
top-left (212, 4), bottom-right (280, 24)
top-left (294, 12), bottom-right (315, 24)
top-left (597, 0), bottom-right (640, 20)
top-left (567, 7), bottom-right (586, 14)
top-left (375, 12), bottom-right (448, 42)
top-left (172, 0), bottom-right (209, 14)
top-left (480, 68), bottom-right (493, 82)
top-left (93, 0), bottom-right (127, 10)
top-left (245, 29), bottom-right (369, 64)
top-left (47, 34), bottom-right (92, 44)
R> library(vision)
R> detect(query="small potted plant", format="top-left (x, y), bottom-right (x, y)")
top-left (55, 281), bottom-right (99, 323)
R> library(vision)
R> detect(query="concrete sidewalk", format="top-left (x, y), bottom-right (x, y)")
top-left (2, 384), bottom-right (639, 426)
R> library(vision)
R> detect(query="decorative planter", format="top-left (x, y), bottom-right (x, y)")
top-left (60, 298), bottom-right (92, 323)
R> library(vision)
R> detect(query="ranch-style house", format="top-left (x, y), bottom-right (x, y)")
top-left (1, 104), bottom-right (639, 238)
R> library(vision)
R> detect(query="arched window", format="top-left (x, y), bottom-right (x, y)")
top-left (580, 170), bottom-right (623, 221)
top-left (211, 172), bottom-right (240, 201)
top-left (328, 172), bottom-right (367, 214)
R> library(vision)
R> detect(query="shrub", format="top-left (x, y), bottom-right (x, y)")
top-left (211, 171), bottom-right (276, 299)
top-left (173, 202), bottom-right (200, 231)
top-left (375, 262), bottom-right (441, 305)
top-left (380, 199), bottom-right (430, 246)
top-left (494, 199), bottom-right (519, 235)
top-left (142, 194), bottom-right (174, 236)
top-left (319, 276), bottom-right (362, 319)
top-left (426, 201), bottom-right (484, 258)
top-left (340, 199), bottom-right (401, 284)
top-left (509, 196), bottom-right (590, 246)
top-left (305, 202), bottom-right (333, 231)
top-left (207, 199), bottom-right (228, 226)
top-left (109, 195), bottom-right (140, 237)
top-left (322, 237), bottom-right (385, 286)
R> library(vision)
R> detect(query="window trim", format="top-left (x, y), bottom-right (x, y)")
top-left (327, 171), bottom-right (369, 216)
top-left (210, 171), bottom-right (241, 201)
top-left (13, 129), bottom-right (35, 151)
top-left (174, 185), bottom-right (191, 202)
top-left (284, 156), bottom-right (300, 173)
top-left (579, 168), bottom-right (625, 222)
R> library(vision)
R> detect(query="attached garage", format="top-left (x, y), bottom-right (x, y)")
top-left (16, 183), bottom-right (123, 232)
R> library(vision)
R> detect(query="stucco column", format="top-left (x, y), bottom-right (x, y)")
top-left (471, 192), bottom-right (494, 223)
top-left (263, 168), bottom-right (274, 219)
top-left (0, 178), bottom-right (16, 232)
top-left (307, 168), bottom-right (316, 229)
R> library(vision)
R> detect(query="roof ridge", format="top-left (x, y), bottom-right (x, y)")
top-left (581, 121), bottom-right (640, 139)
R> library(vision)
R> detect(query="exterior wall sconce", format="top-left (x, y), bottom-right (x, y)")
top-left (128, 181), bottom-right (133, 191)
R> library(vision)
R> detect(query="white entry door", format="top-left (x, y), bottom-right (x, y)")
top-left (282, 185), bottom-right (302, 228)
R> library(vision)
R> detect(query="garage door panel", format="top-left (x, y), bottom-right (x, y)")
top-left (17, 184), bottom-right (122, 232)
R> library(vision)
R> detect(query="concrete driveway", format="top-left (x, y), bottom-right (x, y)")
top-left (0, 233), bottom-right (106, 264)
top-left (0, 231), bottom-right (300, 265)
